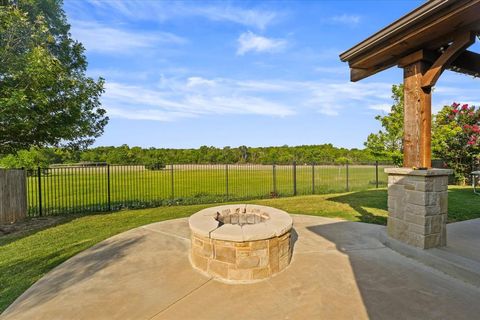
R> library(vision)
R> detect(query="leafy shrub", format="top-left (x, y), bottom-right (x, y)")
top-left (145, 162), bottom-right (166, 171)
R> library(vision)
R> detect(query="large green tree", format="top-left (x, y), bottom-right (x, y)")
top-left (364, 84), bottom-right (404, 165)
top-left (0, 0), bottom-right (108, 155)
top-left (432, 103), bottom-right (480, 184)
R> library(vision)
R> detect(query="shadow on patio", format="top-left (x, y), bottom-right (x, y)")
top-left (305, 220), bottom-right (480, 319)
top-left (2, 233), bottom-right (145, 315)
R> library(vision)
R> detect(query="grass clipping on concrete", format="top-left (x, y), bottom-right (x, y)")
top-left (1, 187), bottom-right (479, 313)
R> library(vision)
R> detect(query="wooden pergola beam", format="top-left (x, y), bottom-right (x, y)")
top-left (421, 32), bottom-right (476, 89)
top-left (340, 0), bottom-right (480, 82)
top-left (348, 34), bottom-right (480, 82)
top-left (449, 50), bottom-right (480, 77)
top-left (350, 65), bottom-right (389, 82)
top-left (398, 48), bottom-right (480, 79)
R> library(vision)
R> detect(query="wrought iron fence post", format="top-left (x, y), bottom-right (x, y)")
top-left (170, 164), bottom-right (174, 199)
top-left (272, 164), bottom-right (277, 195)
top-left (225, 164), bottom-right (229, 198)
top-left (346, 161), bottom-right (349, 192)
top-left (37, 166), bottom-right (42, 217)
top-left (293, 161), bottom-right (297, 196)
top-left (375, 160), bottom-right (379, 188)
top-left (312, 163), bottom-right (315, 194)
top-left (107, 164), bottom-right (111, 211)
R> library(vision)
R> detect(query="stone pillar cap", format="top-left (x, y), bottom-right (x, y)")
top-left (384, 167), bottom-right (453, 176)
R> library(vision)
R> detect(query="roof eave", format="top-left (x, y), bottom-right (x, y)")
top-left (339, 0), bottom-right (457, 63)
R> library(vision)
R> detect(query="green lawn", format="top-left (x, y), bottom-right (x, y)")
top-left (1, 186), bottom-right (479, 313)
top-left (26, 164), bottom-right (390, 216)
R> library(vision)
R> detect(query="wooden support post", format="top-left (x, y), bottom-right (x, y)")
top-left (399, 31), bottom-right (475, 169)
top-left (401, 57), bottom-right (432, 168)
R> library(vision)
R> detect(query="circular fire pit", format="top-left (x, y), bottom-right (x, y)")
top-left (189, 204), bottom-right (293, 282)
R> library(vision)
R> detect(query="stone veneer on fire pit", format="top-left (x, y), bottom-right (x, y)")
top-left (189, 204), bottom-right (293, 282)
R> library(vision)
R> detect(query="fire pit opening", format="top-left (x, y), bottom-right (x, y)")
top-left (189, 204), bottom-right (293, 282)
top-left (214, 208), bottom-right (270, 226)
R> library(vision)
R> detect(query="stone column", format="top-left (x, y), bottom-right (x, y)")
top-left (385, 168), bottom-right (452, 249)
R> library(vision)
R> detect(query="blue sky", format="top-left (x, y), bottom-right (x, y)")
top-left (64, 0), bottom-right (480, 149)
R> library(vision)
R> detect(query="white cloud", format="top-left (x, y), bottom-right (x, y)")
top-left (236, 81), bottom-right (291, 92)
top-left (70, 20), bottom-right (186, 54)
top-left (237, 31), bottom-right (287, 55)
top-left (193, 6), bottom-right (278, 30)
top-left (303, 82), bottom-right (392, 116)
top-left (87, 68), bottom-right (153, 81)
top-left (315, 66), bottom-right (348, 75)
top-left (68, 1), bottom-right (279, 30)
top-left (369, 104), bottom-right (391, 113)
top-left (186, 77), bottom-right (217, 88)
top-left (107, 107), bottom-right (194, 122)
top-left (330, 14), bottom-right (361, 26)
top-left (101, 76), bottom-right (397, 121)
top-left (102, 79), bottom-right (295, 121)
top-left (101, 77), bottom-right (480, 122)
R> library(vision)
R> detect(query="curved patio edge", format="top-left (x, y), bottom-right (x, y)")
top-left (3, 215), bottom-right (480, 320)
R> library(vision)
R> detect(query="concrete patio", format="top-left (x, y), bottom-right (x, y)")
top-left (2, 214), bottom-right (480, 320)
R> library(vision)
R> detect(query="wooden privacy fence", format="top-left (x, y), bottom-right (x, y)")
top-left (0, 169), bottom-right (27, 224)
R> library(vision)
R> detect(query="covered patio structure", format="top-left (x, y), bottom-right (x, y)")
top-left (340, 0), bottom-right (480, 249)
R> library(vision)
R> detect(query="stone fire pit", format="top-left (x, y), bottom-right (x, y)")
top-left (189, 204), bottom-right (293, 282)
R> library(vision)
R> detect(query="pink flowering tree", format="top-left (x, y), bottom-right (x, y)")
top-left (432, 103), bottom-right (480, 184)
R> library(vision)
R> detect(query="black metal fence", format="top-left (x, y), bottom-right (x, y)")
top-left (25, 161), bottom-right (392, 217)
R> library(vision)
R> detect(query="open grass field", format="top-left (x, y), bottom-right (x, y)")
top-left (1, 186), bottom-right (479, 313)
top-left (26, 164), bottom-right (390, 216)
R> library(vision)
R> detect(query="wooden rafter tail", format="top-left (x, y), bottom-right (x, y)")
top-left (350, 68), bottom-right (371, 82)
top-left (449, 50), bottom-right (480, 77)
top-left (421, 31), bottom-right (476, 89)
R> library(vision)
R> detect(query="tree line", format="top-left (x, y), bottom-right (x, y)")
top-left (0, 144), bottom-right (388, 169)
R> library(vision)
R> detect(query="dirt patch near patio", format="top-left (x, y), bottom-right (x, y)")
top-left (0, 216), bottom-right (73, 238)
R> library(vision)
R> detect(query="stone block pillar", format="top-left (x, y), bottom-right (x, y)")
top-left (385, 168), bottom-right (452, 249)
